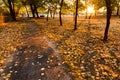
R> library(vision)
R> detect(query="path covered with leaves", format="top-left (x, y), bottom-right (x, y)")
top-left (0, 17), bottom-right (120, 80)
top-left (0, 19), bottom-right (72, 80)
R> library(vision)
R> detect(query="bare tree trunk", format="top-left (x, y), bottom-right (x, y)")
top-left (34, 4), bottom-right (39, 18)
top-left (85, 0), bottom-right (88, 19)
top-left (89, 13), bottom-right (92, 19)
top-left (103, 0), bottom-right (112, 41)
top-left (53, 12), bottom-right (55, 19)
top-left (53, 9), bottom-right (56, 19)
top-left (59, 0), bottom-right (64, 26)
top-left (50, 10), bottom-right (53, 18)
top-left (30, 4), bottom-right (35, 18)
top-left (85, 9), bottom-right (88, 19)
top-left (74, 0), bottom-right (79, 30)
top-left (8, 0), bottom-right (16, 21)
top-left (116, 6), bottom-right (119, 16)
top-left (46, 8), bottom-right (50, 21)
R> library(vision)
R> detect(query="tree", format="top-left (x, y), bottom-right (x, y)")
top-left (114, 0), bottom-right (120, 16)
top-left (59, 0), bottom-right (64, 26)
top-left (85, 0), bottom-right (88, 19)
top-left (7, 0), bottom-right (16, 21)
top-left (44, 0), bottom-right (59, 21)
top-left (91, 0), bottom-right (105, 16)
top-left (21, 0), bottom-right (29, 17)
top-left (28, 0), bottom-right (39, 18)
top-left (27, 0), bottom-right (43, 18)
top-left (103, 0), bottom-right (112, 41)
top-left (46, 8), bottom-right (50, 21)
top-left (74, 0), bottom-right (79, 30)
top-left (2, 0), bottom-right (22, 21)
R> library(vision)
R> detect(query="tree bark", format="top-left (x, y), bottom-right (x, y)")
top-left (8, 0), bottom-right (16, 21)
top-left (103, 0), bottom-right (112, 41)
top-left (59, 0), bottom-right (64, 26)
top-left (30, 4), bottom-right (35, 18)
top-left (74, 0), bottom-right (79, 30)
top-left (34, 4), bottom-right (39, 18)
top-left (46, 8), bottom-right (50, 21)
top-left (116, 6), bottom-right (119, 16)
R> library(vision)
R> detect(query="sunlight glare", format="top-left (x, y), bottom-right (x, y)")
top-left (87, 6), bottom-right (94, 13)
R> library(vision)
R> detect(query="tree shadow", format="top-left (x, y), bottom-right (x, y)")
top-left (78, 19), bottom-right (120, 79)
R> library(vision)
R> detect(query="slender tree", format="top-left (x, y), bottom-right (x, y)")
top-left (91, 0), bottom-right (105, 17)
top-left (116, 6), bottom-right (119, 16)
top-left (24, 5), bottom-right (29, 17)
top-left (115, 0), bottom-right (120, 16)
top-left (103, 0), bottom-right (112, 41)
top-left (59, 0), bottom-right (64, 26)
top-left (33, 3), bottom-right (39, 18)
top-left (44, 0), bottom-right (57, 20)
top-left (22, 0), bottom-right (29, 17)
top-left (85, 0), bottom-right (88, 19)
top-left (53, 5), bottom-right (57, 19)
top-left (30, 3), bottom-right (35, 17)
top-left (46, 8), bottom-right (50, 21)
top-left (74, 0), bottom-right (79, 30)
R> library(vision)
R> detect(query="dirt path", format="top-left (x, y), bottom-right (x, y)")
top-left (0, 19), bottom-right (72, 80)
top-left (1, 36), bottom-right (72, 80)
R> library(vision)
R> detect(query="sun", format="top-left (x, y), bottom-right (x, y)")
top-left (87, 6), bottom-right (94, 13)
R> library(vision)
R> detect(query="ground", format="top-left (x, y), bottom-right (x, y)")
top-left (0, 16), bottom-right (120, 80)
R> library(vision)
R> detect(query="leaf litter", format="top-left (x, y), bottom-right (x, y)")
top-left (0, 17), bottom-right (120, 80)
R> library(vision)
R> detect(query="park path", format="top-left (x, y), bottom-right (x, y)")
top-left (0, 19), bottom-right (72, 80)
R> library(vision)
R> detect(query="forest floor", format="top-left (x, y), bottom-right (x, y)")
top-left (0, 16), bottom-right (120, 80)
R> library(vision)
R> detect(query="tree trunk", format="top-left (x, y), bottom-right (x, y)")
top-left (85, 9), bottom-right (88, 19)
top-left (25, 5), bottom-right (29, 17)
top-left (94, 10), bottom-right (97, 17)
top-left (85, 0), bottom-right (88, 19)
top-left (46, 8), bottom-right (50, 21)
top-left (53, 9), bottom-right (56, 19)
top-left (116, 6), bottom-right (119, 16)
top-left (53, 12), bottom-right (55, 19)
top-left (103, 0), bottom-right (112, 41)
top-left (8, 0), bottom-right (16, 21)
top-left (74, 0), bottom-right (79, 30)
top-left (59, 0), bottom-right (64, 26)
top-left (34, 4), bottom-right (39, 18)
top-left (50, 10), bottom-right (53, 18)
top-left (30, 4), bottom-right (35, 18)
top-left (89, 13), bottom-right (92, 19)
